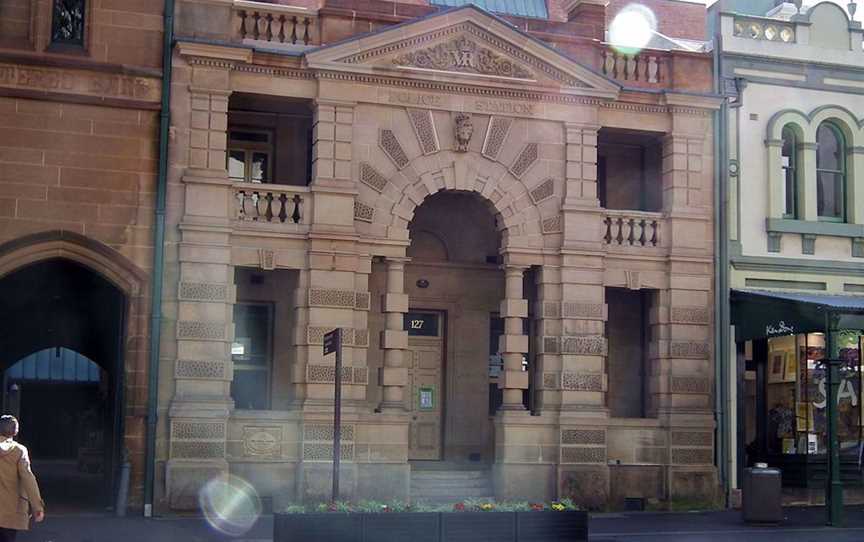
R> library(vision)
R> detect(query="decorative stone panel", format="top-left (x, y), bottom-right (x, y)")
top-left (354, 329), bottom-right (369, 347)
top-left (309, 289), bottom-right (356, 308)
top-left (670, 307), bottom-right (710, 325)
top-left (561, 372), bottom-right (603, 392)
top-left (407, 108), bottom-right (439, 155)
top-left (303, 443), bottom-right (354, 461)
top-left (529, 179), bottom-right (555, 204)
top-left (353, 367), bottom-right (369, 384)
top-left (669, 341), bottom-right (710, 359)
top-left (175, 360), bottom-right (227, 379)
top-left (563, 303), bottom-right (605, 319)
top-left (354, 201), bottom-right (375, 222)
top-left (560, 446), bottom-right (605, 464)
top-left (542, 373), bottom-right (559, 389)
top-left (243, 426), bottom-right (282, 458)
top-left (179, 282), bottom-right (229, 302)
top-left (172, 422), bottom-right (226, 440)
top-left (671, 376), bottom-right (710, 394)
top-left (304, 424), bottom-right (355, 442)
top-left (543, 337), bottom-right (560, 354)
top-left (561, 429), bottom-right (606, 445)
top-left (509, 143), bottom-right (539, 178)
top-left (177, 321), bottom-right (225, 341)
top-left (171, 441), bottom-right (226, 459)
top-left (355, 292), bottom-right (371, 310)
top-left (671, 448), bottom-right (713, 465)
top-left (359, 162), bottom-right (388, 193)
top-left (482, 116), bottom-right (513, 160)
top-left (671, 432), bottom-right (713, 447)
top-left (542, 303), bottom-right (561, 318)
top-left (379, 129), bottom-right (409, 169)
top-left (306, 364), bottom-right (354, 384)
top-left (561, 335), bottom-right (606, 355)
top-left (541, 215), bottom-right (563, 234)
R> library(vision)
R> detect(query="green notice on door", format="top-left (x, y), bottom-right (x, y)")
top-left (419, 387), bottom-right (434, 410)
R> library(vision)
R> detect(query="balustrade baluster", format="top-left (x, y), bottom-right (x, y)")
top-left (277, 15), bottom-right (287, 43)
top-left (236, 190), bottom-right (247, 220)
top-left (626, 55), bottom-right (636, 80)
top-left (249, 192), bottom-right (259, 220)
top-left (290, 16), bottom-right (298, 44)
top-left (650, 220), bottom-right (659, 246)
top-left (252, 12), bottom-right (261, 40)
top-left (615, 218), bottom-right (624, 245)
top-left (276, 194), bottom-right (287, 223)
top-left (648, 57), bottom-right (659, 83)
top-left (626, 218), bottom-right (635, 245)
top-left (265, 14), bottom-right (274, 42)
top-left (292, 194), bottom-right (302, 224)
top-left (262, 192), bottom-right (273, 222)
top-left (238, 11), bottom-right (248, 39)
top-left (604, 51), bottom-right (615, 77)
top-left (603, 217), bottom-right (612, 244)
top-left (636, 219), bottom-right (646, 246)
top-left (302, 17), bottom-right (311, 45)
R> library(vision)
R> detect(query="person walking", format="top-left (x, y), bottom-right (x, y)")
top-left (0, 416), bottom-right (44, 542)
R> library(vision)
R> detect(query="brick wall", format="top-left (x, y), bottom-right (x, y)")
top-left (607, 0), bottom-right (707, 41)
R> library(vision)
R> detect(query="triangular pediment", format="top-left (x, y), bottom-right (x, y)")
top-left (305, 6), bottom-right (620, 98)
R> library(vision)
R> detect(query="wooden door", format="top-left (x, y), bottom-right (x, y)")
top-left (406, 311), bottom-right (444, 460)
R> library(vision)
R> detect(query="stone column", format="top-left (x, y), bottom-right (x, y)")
top-left (765, 138), bottom-right (785, 219)
top-left (380, 258), bottom-right (409, 412)
top-left (498, 266), bottom-right (529, 411)
top-left (799, 142), bottom-right (818, 222)
top-left (167, 66), bottom-right (234, 510)
top-left (534, 266), bottom-right (563, 412)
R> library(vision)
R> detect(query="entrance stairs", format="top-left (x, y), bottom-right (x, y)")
top-left (410, 462), bottom-right (494, 504)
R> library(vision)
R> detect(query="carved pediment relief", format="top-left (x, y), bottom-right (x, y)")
top-left (305, 6), bottom-right (618, 97)
top-left (391, 34), bottom-right (533, 80)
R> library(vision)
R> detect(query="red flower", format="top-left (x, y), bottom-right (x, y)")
top-left (453, 502), bottom-right (466, 512)
top-left (530, 503), bottom-right (544, 511)
top-left (328, 503), bottom-right (338, 512)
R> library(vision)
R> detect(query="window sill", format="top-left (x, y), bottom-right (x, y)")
top-left (766, 218), bottom-right (864, 239)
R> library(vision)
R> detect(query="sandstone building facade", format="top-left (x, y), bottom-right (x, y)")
top-left (0, 0), bottom-right (164, 510)
top-left (159, 0), bottom-right (721, 512)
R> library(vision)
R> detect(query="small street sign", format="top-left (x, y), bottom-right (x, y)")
top-left (323, 328), bottom-right (339, 356)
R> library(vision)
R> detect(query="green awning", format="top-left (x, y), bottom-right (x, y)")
top-left (731, 289), bottom-right (864, 342)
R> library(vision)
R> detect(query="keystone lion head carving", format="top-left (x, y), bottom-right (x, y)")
top-left (454, 112), bottom-right (473, 152)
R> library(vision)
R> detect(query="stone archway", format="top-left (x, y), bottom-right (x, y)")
top-left (0, 231), bottom-right (150, 509)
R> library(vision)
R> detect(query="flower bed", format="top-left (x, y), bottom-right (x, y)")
top-left (274, 500), bottom-right (588, 542)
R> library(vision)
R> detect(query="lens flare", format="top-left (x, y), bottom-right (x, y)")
top-left (608, 4), bottom-right (658, 55)
top-left (199, 474), bottom-right (262, 537)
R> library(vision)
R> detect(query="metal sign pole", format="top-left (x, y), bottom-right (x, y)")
top-left (332, 328), bottom-right (342, 504)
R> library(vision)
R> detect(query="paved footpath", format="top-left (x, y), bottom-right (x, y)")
top-left (14, 505), bottom-right (864, 542)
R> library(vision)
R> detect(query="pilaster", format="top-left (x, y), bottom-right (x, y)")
top-left (380, 257), bottom-right (410, 412)
top-left (310, 100), bottom-right (357, 234)
top-left (562, 123), bottom-right (603, 251)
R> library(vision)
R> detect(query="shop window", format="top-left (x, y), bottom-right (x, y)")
top-left (816, 122), bottom-right (847, 222)
top-left (51, 0), bottom-right (86, 47)
top-left (606, 288), bottom-right (650, 418)
top-left (231, 303), bottom-right (273, 410)
top-left (228, 130), bottom-right (273, 183)
top-left (781, 125), bottom-right (799, 219)
top-left (764, 332), bottom-right (862, 458)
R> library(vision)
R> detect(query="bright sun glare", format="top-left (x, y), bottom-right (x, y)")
top-left (608, 4), bottom-right (658, 54)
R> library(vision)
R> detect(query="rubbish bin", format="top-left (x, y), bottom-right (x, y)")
top-left (742, 463), bottom-right (782, 523)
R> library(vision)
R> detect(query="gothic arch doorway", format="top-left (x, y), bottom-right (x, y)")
top-left (0, 259), bottom-right (127, 512)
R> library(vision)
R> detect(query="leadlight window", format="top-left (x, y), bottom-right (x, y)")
top-left (781, 125), bottom-right (799, 219)
top-left (230, 303), bottom-right (272, 410)
top-left (51, 0), bottom-right (86, 46)
top-left (228, 129), bottom-right (273, 183)
top-left (816, 122), bottom-right (847, 222)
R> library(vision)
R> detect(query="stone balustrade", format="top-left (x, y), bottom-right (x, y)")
top-left (603, 210), bottom-right (662, 248)
top-left (234, 0), bottom-right (318, 47)
top-left (234, 183), bottom-right (310, 225)
top-left (601, 47), bottom-right (668, 87)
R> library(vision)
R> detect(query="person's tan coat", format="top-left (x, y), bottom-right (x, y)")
top-left (0, 440), bottom-right (44, 531)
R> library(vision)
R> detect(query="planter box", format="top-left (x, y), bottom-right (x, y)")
top-left (275, 512), bottom-right (361, 542)
top-left (363, 512), bottom-right (439, 542)
top-left (517, 511), bottom-right (588, 542)
top-left (440, 511), bottom-right (516, 542)
top-left (274, 510), bottom-right (587, 542)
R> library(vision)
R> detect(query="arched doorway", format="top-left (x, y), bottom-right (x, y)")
top-left (0, 259), bottom-right (126, 512)
top-left (404, 191), bottom-right (505, 464)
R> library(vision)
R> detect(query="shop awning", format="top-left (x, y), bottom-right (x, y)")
top-left (731, 289), bottom-right (864, 342)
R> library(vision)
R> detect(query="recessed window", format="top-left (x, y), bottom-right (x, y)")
top-left (816, 122), bottom-right (846, 222)
top-left (51, 0), bottom-right (86, 47)
top-left (231, 303), bottom-right (272, 410)
top-left (228, 129), bottom-right (273, 183)
top-left (781, 125), bottom-right (799, 219)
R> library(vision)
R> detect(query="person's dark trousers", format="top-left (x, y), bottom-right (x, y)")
top-left (0, 528), bottom-right (16, 542)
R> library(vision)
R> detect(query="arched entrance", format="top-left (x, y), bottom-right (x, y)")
top-left (0, 258), bottom-right (126, 512)
top-left (404, 191), bottom-right (505, 463)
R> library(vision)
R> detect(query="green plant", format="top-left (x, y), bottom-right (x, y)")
top-left (282, 504), bottom-right (307, 514)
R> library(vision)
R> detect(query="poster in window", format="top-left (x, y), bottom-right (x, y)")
top-left (768, 352), bottom-right (785, 383)
top-left (783, 352), bottom-right (797, 383)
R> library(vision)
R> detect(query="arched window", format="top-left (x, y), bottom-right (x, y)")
top-left (781, 125), bottom-right (799, 219)
top-left (816, 122), bottom-right (847, 222)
